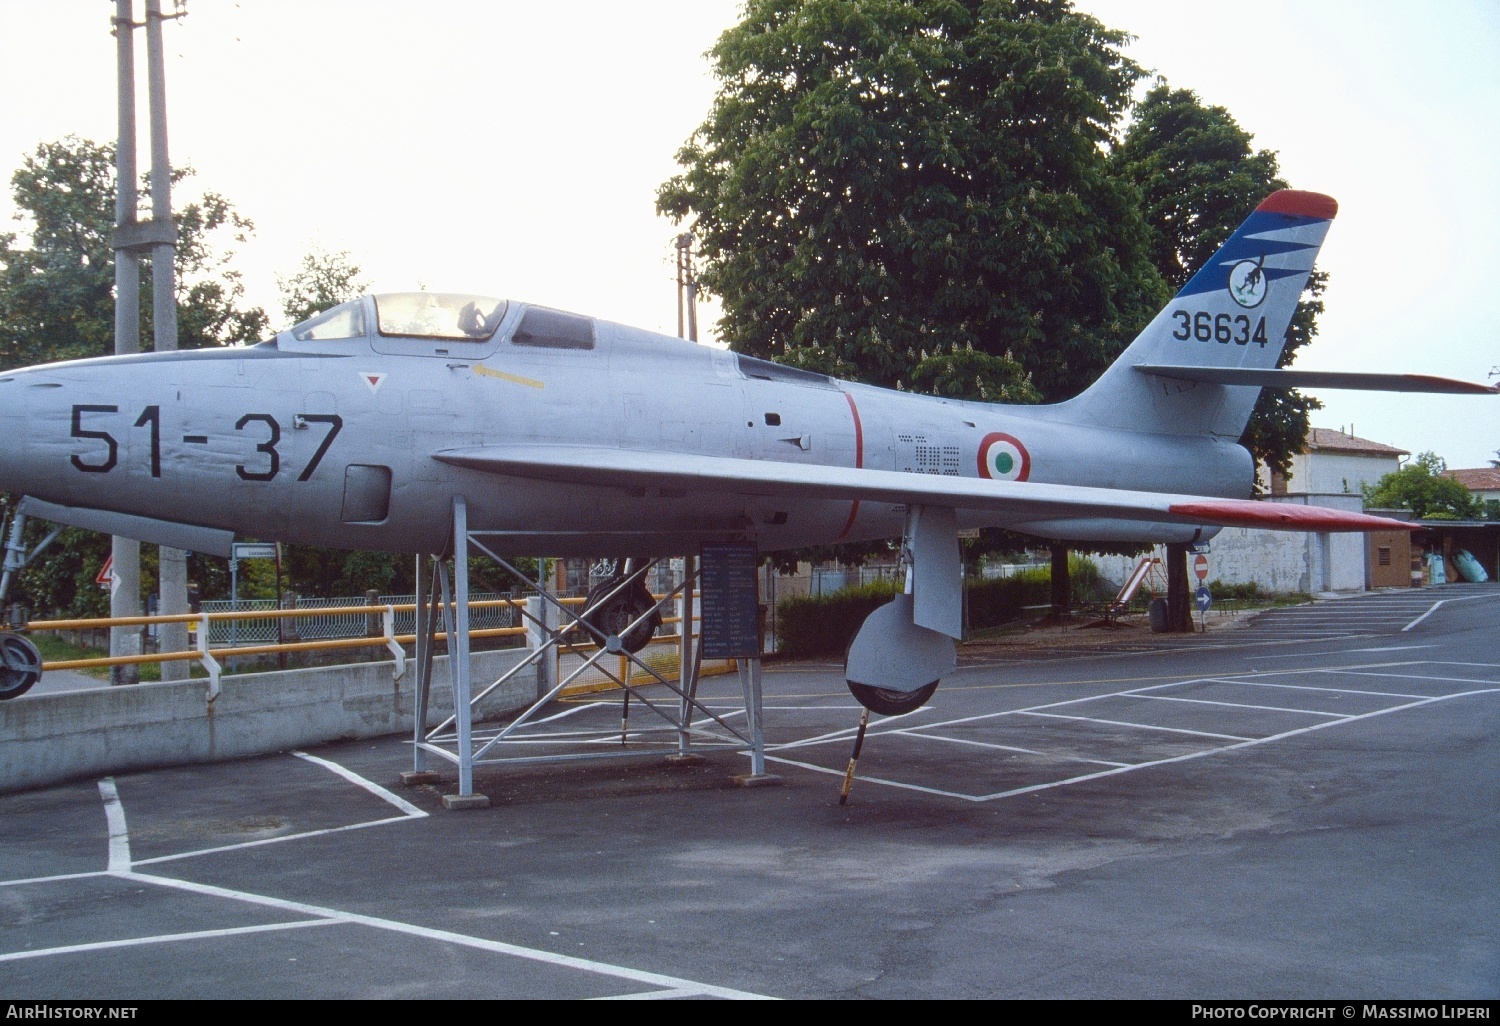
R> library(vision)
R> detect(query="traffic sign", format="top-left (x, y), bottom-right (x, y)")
top-left (1193, 553), bottom-right (1209, 582)
top-left (1195, 585), bottom-right (1212, 612)
top-left (95, 555), bottom-right (114, 591)
top-left (232, 542), bottom-right (278, 561)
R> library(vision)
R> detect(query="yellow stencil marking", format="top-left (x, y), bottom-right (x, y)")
top-left (474, 365), bottom-right (545, 389)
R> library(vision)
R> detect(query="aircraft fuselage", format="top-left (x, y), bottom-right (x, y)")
top-left (0, 298), bottom-right (1251, 556)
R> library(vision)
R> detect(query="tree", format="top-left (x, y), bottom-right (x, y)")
top-left (0, 138), bottom-right (269, 616)
top-left (1362, 452), bottom-right (1480, 520)
top-left (661, 1), bottom-right (1171, 600)
top-left (277, 246), bottom-right (369, 327)
top-left (1110, 83), bottom-right (1327, 481)
top-left (658, 0), bottom-right (1165, 405)
top-left (0, 138), bottom-right (269, 373)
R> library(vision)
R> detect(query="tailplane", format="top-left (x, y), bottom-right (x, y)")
top-left (1059, 190), bottom-right (1337, 437)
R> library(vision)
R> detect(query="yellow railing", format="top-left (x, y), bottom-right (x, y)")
top-left (25, 594), bottom-right (727, 700)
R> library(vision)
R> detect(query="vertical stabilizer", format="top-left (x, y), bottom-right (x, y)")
top-left (1059, 190), bottom-right (1336, 437)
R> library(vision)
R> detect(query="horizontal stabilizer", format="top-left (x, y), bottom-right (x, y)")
top-left (434, 445), bottom-right (1418, 534)
top-left (1135, 365), bottom-right (1498, 395)
top-left (17, 497), bottom-right (236, 558)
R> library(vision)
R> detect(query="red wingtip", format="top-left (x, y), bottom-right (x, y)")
top-left (1256, 190), bottom-right (1338, 220)
top-left (1169, 500), bottom-right (1416, 533)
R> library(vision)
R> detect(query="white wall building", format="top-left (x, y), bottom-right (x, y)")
top-left (1097, 428), bottom-right (1408, 596)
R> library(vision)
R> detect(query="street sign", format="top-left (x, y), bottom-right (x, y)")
top-left (231, 542), bottom-right (278, 561)
top-left (1195, 585), bottom-right (1212, 612)
top-left (1193, 553), bottom-right (1209, 582)
top-left (95, 555), bottom-right (114, 592)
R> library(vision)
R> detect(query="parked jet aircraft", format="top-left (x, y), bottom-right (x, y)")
top-left (0, 190), bottom-right (1490, 705)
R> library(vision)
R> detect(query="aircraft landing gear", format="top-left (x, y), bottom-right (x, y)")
top-left (578, 564), bottom-right (662, 654)
top-left (0, 632), bottom-right (42, 700)
top-left (846, 680), bottom-right (939, 717)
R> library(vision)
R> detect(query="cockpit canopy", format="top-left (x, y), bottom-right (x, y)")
top-left (290, 293), bottom-right (508, 342)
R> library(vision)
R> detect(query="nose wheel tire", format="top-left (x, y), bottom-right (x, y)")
top-left (0, 633), bottom-right (42, 700)
top-left (847, 679), bottom-right (939, 717)
top-left (580, 580), bottom-right (662, 655)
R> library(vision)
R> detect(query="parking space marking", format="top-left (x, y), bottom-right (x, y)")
top-left (293, 751), bottom-right (426, 817)
top-left (120, 869), bottom-right (774, 1000)
top-left (1019, 711), bottom-right (1254, 741)
top-left (0, 919), bottom-right (338, 964)
top-left (98, 778), bottom-right (130, 872)
top-left (884, 729), bottom-right (1132, 768)
top-left (0, 769), bottom-right (777, 1000)
top-left (1323, 670), bottom-right (1500, 686)
top-left (1130, 694), bottom-right (1347, 718)
top-left (0, 871), bottom-right (110, 889)
top-left (131, 815), bottom-right (424, 868)
top-left (766, 662), bottom-right (1500, 804)
top-left (1198, 679), bottom-right (1429, 700)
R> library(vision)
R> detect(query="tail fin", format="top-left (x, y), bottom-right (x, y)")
top-left (1059, 190), bottom-right (1337, 437)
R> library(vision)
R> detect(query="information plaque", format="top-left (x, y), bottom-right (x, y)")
top-left (699, 544), bottom-right (760, 659)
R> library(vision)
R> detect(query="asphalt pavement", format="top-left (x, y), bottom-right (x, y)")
top-left (2, 585), bottom-right (1496, 999)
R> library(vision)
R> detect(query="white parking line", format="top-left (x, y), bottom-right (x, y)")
top-left (886, 729), bottom-right (1132, 768)
top-left (97, 778), bottom-right (130, 872)
top-left (1019, 711), bottom-right (1255, 741)
top-left (1199, 678), bottom-right (1428, 700)
top-left (1403, 602), bottom-right (1445, 631)
top-left (1323, 670), bottom-right (1500, 686)
top-left (801, 686), bottom-right (1500, 804)
top-left (6, 765), bottom-right (774, 1000)
top-left (293, 751), bottom-right (426, 817)
top-left (1130, 694), bottom-right (1347, 718)
top-left (131, 815), bottom-right (423, 867)
top-left (124, 869), bottom-right (775, 1000)
top-left (0, 919), bottom-right (338, 963)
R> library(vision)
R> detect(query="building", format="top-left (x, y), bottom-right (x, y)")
top-left (1270, 427), bottom-right (1407, 496)
top-left (1441, 466), bottom-right (1500, 504)
top-left (1099, 426), bottom-right (1417, 595)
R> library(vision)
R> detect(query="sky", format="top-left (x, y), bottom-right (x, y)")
top-left (0, 0), bottom-right (1496, 470)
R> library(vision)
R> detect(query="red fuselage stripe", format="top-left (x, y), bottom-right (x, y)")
top-left (836, 391), bottom-right (864, 540)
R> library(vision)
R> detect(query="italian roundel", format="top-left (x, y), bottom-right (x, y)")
top-left (977, 432), bottom-right (1031, 482)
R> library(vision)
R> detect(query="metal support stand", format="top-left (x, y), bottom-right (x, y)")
top-left (401, 553), bottom-right (442, 787)
top-left (731, 656), bottom-right (780, 787)
top-left (404, 504), bottom-right (768, 808)
top-left (666, 554), bottom-right (706, 766)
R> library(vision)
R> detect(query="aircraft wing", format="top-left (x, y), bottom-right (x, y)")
top-left (1134, 365), bottom-right (1499, 395)
top-left (433, 445), bottom-right (1413, 533)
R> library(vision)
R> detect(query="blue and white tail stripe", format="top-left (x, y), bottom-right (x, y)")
top-left (1055, 189), bottom-right (1337, 439)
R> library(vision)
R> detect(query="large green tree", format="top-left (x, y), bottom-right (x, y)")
top-left (1110, 83), bottom-right (1327, 481)
top-left (1363, 452), bottom-right (1480, 520)
top-left (658, 0), bottom-right (1165, 404)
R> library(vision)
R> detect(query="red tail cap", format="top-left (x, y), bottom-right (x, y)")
top-left (1256, 190), bottom-right (1338, 220)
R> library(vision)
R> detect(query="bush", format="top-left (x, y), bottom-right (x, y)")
top-left (965, 572), bottom-right (1051, 630)
top-left (1207, 580), bottom-right (1263, 601)
top-left (773, 556), bottom-right (1105, 656)
top-left (774, 579), bottom-right (899, 658)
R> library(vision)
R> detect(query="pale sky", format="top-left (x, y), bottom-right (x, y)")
top-left (1, 1), bottom-right (1495, 469)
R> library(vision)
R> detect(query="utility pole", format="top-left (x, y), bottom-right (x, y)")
top-left (109, 0), bottom-right (143, 685)
top-left (145, 0), bottom-right (190, 679)
top-left (674, 233), bottom-right (698, 343)
top-left (110, 0), bottom-right (188, 683)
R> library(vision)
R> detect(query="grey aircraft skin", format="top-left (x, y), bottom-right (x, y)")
top-left (0, 190), bottom-right (1488, 706)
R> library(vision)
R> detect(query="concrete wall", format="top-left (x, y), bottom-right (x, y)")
top-left (0, 648), bottom-right (537, 795)
top-left (1093, 494), bottom-right (1369, 596)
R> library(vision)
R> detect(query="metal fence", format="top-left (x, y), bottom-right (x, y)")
top-left (200, 592), bottom-right (520, 646)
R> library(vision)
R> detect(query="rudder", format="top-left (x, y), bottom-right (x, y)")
top-left (1059, 190), bottom-right (1337, 438)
